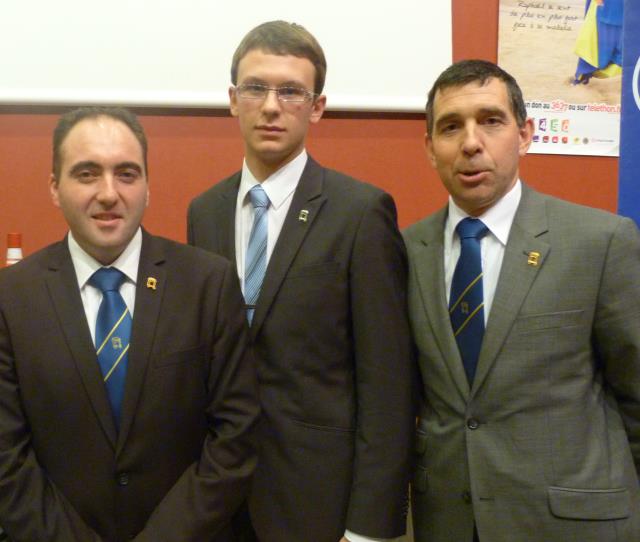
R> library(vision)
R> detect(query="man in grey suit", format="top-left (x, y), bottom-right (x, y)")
top-left (188, 20), bottom-right (415, 542)
top-left (405, 59), bottom-right (640, 541)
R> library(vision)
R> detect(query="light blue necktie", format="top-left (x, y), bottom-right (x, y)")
top-left (89, 267), bottom-right (132, 428)
top-left (449, 218), bottom-right (488, 384)
top-left (245, 185), bottom-right (269, 324)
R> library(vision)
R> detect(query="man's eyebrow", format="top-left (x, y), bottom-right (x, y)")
top-left (434, 107), bottom-right (509, 128)
top-left (241, 77), bottom-right (307, 88)
top-left (115, 162), bottom-right (143, 173)
top-left (434, 112), bottom-right (461, 128)
top-left (68, 161), bottom-right (101, 175)
top-left (476, 106), bottom-right (508, 118)
top-left (240, 77), bottom-right (267, 85)
top-left (68, 161), bottom-right (143, 175)
top-left (278, 80), bottom-right (308, 88)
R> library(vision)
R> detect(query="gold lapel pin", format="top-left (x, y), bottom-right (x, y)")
top-left (298, 209), bottom-right (309, 222)
top-left (526, 251), bottom-right (540, 267)
top-left (146, 277), bottom-right (157, 290)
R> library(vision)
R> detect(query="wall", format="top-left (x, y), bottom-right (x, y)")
top-left (0, 0), bottom-right (618, 258)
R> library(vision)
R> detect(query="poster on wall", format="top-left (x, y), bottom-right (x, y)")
top-left (498, 0), bottom-right (622, 156)
top-left (617, 0), bottom-right (640, 223)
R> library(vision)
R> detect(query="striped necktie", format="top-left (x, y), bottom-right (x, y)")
top-left (244, 185), bottom-right (269, 324)
top-left (449, 218), bottom-right (488, 384)
top-left (89, 267), bottom-right (132, 428)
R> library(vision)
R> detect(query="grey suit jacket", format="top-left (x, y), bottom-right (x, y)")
top-left (404, 185), bottom-right (640, 542)
top-left (188, 157), bottom-right (416, 541)
top-left (0, 231), bottom-right (259, 542)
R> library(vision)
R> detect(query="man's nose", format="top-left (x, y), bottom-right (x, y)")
top-left (461, 124), bottom-right (482, 154)
top-left (96, 176), bottom-right (118, 203)
top-left (261, 88), bottom-right (283, 112)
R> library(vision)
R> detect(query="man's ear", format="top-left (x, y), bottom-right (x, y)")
top-left (49, 173), bottom-right (61, 208)
top-left (424, 132), bottom-right (437, 168)
top-left (519, 118), bottom-right (535, 157)
top-left (229, 86), bottom-right (239, 117)
top-left (309, 94), bottom-right (327, 124)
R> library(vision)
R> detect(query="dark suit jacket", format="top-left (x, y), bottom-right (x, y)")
top-left (404, 185), bottom-right (640, 542)
top-left (187, 157), bottom-right (416, 541)
top-left (0, 231), bottom-right (259, 542)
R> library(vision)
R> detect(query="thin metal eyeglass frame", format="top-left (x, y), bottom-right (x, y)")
top-left (235, 84), bottom-right (317, 103)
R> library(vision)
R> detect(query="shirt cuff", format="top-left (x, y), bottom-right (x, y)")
top-left (344, 529), bottom-right (406, 542)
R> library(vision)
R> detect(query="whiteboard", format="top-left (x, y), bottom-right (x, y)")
top-left (0, 0), bottom-right (452, 112)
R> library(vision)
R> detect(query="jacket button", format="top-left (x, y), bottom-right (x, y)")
top-left (467, 418), bottom-right (480, 430)
top-left (462, 490), bottom-right (472, 504)
top-left (117, 472), bottom-right (130, 486)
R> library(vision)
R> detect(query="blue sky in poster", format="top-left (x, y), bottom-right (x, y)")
top-left (619, 0), bottom-right (640, 222)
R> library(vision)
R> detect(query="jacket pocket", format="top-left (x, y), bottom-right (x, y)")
top-left (415, 428), bottom-right (427, 454)
top-left (291, 418), bottom-right (355, 433)
top-left (548, 486), bottom-right (630, 520)
top-left (412, 464), bottom-right (428, 493)
top-left (154, 344), bottom-right (206, 368)
top-left (286, 261), bottom-right (340, 279)
top-left (516, 309), bottom-right (583, 332)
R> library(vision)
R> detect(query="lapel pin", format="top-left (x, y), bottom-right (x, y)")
top-left (146, 277), bottom-right (157, 290)
top-left (298, 209), bottom-right (309, 222)
top-left (526, 251), bottom-right (540, 267)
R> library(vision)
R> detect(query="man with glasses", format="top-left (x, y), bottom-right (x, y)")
top-left (188, 20), bottom-right (415, 542)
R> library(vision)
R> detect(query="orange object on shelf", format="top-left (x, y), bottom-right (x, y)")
top-left (6, 232), bottom-right (23, 266)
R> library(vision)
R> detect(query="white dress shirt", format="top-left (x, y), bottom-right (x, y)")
top-left (444, 180), bottom-right (522, 323)
top-left (68, 228), bottom-right (142, 345)
top-left (234, 150), bottom-right (307, 293)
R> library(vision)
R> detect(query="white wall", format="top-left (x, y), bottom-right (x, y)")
top-left (0, 0), bottom-right (451, 111)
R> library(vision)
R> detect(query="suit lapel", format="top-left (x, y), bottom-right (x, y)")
top-left (45, 241), bottom-right (118, 448)
top-left (411, 209), bottom-right (471, 398)
top-left (249, 158), bottom-right (326, 338)
top-left (213, 174), bottom-right (240, 263)
top-left (472, 186), bottom-right (550, 394)
top-left (117, 232), bottom-right (167, 452)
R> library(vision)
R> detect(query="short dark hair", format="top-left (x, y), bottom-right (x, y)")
top-left (425, 59), bottom-right (527, 134)
top-left (231, 20), bottom-right (327, 95)
top-left (52, 107), bottom-right (148, 180)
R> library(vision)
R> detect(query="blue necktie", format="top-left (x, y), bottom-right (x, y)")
top-left (449, 218), bottom-right (488, 384)
top-left (245, 185), bottom-right (269, 324)
top-left (89, 267), bottom-right (131, 428)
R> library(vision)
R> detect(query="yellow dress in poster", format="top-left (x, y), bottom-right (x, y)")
top-left (573, 0), bottom-right (623, 84)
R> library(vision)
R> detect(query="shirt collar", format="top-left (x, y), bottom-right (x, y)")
top-left (239, 149), bottom-right (308, 210)
top-left (446, 179), bottom-right (522, 246)
top-left (68, 228), bottom-right (142, 289)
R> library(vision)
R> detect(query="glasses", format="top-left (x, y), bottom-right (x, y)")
top-left (235, 83), bottom-right (316, 103)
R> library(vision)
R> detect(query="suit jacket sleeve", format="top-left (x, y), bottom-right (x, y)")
top-left (133, 259), bottom-right (259, 541)
top-left (0, 299), bottom-right (102, 541)
top-left (593, 216), bottom-right (640, 477)
top-left (345, 191), bottom-right (416, 537)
